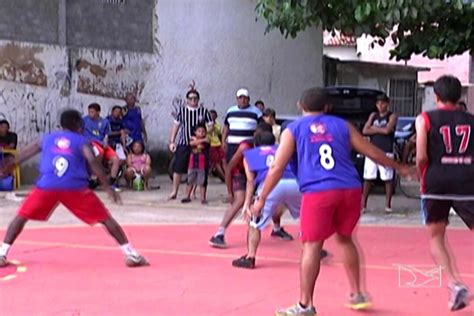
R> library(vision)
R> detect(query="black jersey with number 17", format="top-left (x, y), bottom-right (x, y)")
top-left (421, 108), bottom-right (474, 197)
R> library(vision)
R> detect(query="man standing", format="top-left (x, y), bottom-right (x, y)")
top-left (221, 88), bottom-right (262, 163)
top-left (416, 75), bottom-right (472, 311)
top-left (362, 94), bottom-right (398, 213)
top-left (122, 93), bottom-right (148, 143)
top-left (168, 89), bottom-right (213, 200)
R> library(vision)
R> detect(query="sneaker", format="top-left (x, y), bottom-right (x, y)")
top-left (449, 283), bottom-right (470, 311)
top-left (181, 198), bottom-right (192, 203)
top-left (209, 234), bottom-right (227, 249)
top-left (275, 303), bottom-right (317, 316)
top-left (232, 255), bottom-right (255, 269)
top-left (385, 207), bottom-right (393, 213)
top-left (271, 227), bottom-right (294, 241)
top-left (347, 293), bottom-right (371, 310)
top-left (125, 254), bottom-right (149, 267)
top-left (0, 255), bottom-right (9, 267)
top-left (112, 184), bottom-right (122, 193)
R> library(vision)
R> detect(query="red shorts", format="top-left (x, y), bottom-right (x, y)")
top-left (18, 188), bottom-right (110, 225)
top-left (91, 142), bottom-right (118, 161)
top-left (209, 146), bottom-right (224, 167)
top-left (300, 188), bottom-right (362, 242)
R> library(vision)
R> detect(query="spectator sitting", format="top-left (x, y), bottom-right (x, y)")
top-left (122, 93), bottom-right (148, 143)
top-left (262, 108), bottom-right (282, 143)
top-left (107, 106), bottom-right (127, 162)
top-left (82, 103), bottom-right (121, 189)
top-left (255, 100), bottom-right (265, 112)
top-left (0, 119), bottom-right (18, 181)
top-left (125, 141), bottom-right (152, 190)
top-left (181, 124), bottom-right (210, 204)
top-left (208, 110), bottom-right (225, 181)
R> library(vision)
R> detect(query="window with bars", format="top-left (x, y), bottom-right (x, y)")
top-left (389, 79), bottom-right (417, 116)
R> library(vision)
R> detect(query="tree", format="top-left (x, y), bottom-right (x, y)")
top-left (256, 0), bottom-right (474, 60)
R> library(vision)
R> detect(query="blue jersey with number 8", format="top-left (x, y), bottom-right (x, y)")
top-left (36, 131), bottom-right (90, 190)
top-left (287, 114), bottom-right (361, 193)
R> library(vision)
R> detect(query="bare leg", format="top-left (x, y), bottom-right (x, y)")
top-left (362, 181), bottom-right (372, 209)
top-left (218, 190), bottom-right (245, 230)
top-left (109, 157), bottom-right (120, 180)
top-left (247, 226), bottom-right (261, 258)
top-left (384, 181), bottom-right (394, 210)
top-left (427, 222), bottom-right (461, 284)
top-left (101, 217), bottom-right (128, 245)
top-left (336, 234), bottom-right (362, 294)
top-left (168, 173), bottom-right (181, 199)
top-left (3, 216), bottom-right (28, 245)
top-left (142, 166), bottom-right (152, 190)
top-left (200, 185), bottom-right (207, 203)
top-left (299, 241), bottom-right (324, 307)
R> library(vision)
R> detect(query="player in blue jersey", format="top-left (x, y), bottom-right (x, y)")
top-left (232, 131), bottom-right (327, 269)
top-left (253, 88), bottom-right (411, 316)
top-left (0, 109), bottom-right (148, 268)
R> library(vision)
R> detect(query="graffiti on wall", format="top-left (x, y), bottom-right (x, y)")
top-left (76, 54), bottom-right (150, 99)
top-left (0, 43), bottom-right (48, 87)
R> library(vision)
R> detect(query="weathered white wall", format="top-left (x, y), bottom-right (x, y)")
top-left (324, 46), bottom-right (358, 61)
top-left (0, 0), bottom-right (323, 181)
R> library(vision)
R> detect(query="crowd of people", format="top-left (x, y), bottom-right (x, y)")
top-left (0, 76), bottom-right (472, 315)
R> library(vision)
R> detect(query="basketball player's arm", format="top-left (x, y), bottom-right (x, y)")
top-left (257, 129), bottom-right (295, 202)
top-left (82, 144), bottom-right (121, 203)
top-left (243, 158), bottom-right (256, 218)
top-left (415, 115), bottom-right (428, 174)
top-left (349, 123), bottom-right (407, 174)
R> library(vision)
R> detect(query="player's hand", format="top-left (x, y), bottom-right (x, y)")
top-left (251, 197), bottom-right (264, 217)
top-left (242, 206), bottom-right (252, 222)
top-left (168, 143), bottom-right (177, 153)
top-left (107, 188), bottom-right (123, 204)
top-left (398, 164), bottom-right (418, 181)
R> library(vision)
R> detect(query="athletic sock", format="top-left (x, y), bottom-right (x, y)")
top-left (0, 243), bottom-right (11, 257)
top-left (215, 227), bottom-right (225, 237)
top-left (120, 243), bottom-right (138, 257)
top-left (273, 226), bottom-right (282, 232)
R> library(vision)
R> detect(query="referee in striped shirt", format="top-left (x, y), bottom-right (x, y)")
top-left (168, 89), bottom-right (213, 199)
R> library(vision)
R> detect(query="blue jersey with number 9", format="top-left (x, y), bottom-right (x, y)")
top-left (36, 131), bottom-right (90, 190)
top-left (287, 114), bottom-right (361, 193)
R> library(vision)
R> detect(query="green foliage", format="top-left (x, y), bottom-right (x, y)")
top-left (256, 0), bottom-right (474, 60)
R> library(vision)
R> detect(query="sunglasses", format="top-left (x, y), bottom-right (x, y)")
top-left (188, 96), bottom-right (199, 101)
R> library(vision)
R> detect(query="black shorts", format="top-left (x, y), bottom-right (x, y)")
top-left (226, 143), bottom-right (240, 163)
top-left (173, 145), bottom-right (191, 174)
top-left (421, 198), bottom-right (474, 229)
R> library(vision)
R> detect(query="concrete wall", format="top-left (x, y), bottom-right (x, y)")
top-left (0, 0), bottom-right (323, 182)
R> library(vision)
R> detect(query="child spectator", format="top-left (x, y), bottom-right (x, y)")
top-left (262, 108), bottom-right (282, 143)
top-left (208, 110), bottom-right (225, 181)
top-left (182, 125), bottom-right (210, 204)
top-left (124, 141), bottom-right (152, 190)
top-left (255, 100), bottom-right (265, 112)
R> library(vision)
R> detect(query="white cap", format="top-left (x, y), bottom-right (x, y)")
top-left (236, 88), bottom-right (249, 98)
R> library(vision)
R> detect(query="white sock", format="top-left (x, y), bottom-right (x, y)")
top-left (215, 227), bottom-right (225, 237)
top-left (120, 243), bottom-right (138, 257)
top-left (0, 243), bottom-right (11, 257)
top-left (273, 226), bottom-right (281, 232)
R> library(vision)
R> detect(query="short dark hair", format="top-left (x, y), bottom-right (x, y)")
top-left (254, 131), bottom-right (275, 146)
top-left (88, 103), bottom-right (101, 112)
top-left (210, 109), bottom-right (217, 116)
top-left (299, 87), bottom-right (330, 112)
top-left (457, 101), bottom-right (467, 111)
top-left (255, 100), bottom-right (265, 107)
top-left (376, 94), bottom-right (390, 103)
top-left (0, 119), bottom-right (10, 128)
top-left (112, 105), bottom-right (122, 112)
top-left (60, 109), bottom-right (83, 131)
top-left (263, 108), bottom-right (276, 118)
top-left (434, 75), bottom-right (462, 104)
top-left (186, 89), bottom-right (200, 100)
top-left (193, 123), bottom-right (207, 135)
top-left (256, 121), bottom-right (273, 134)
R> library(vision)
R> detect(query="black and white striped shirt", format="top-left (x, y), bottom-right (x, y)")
top-left (174, 106), bottom-right (213, 145)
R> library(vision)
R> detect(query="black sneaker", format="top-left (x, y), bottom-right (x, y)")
top-left (449, 283), bottom-right (470, 311)
top-left (0, 255), bottom-right (8, 267)
top-left (232, 255), bottom-right (255, 269)
top-left (209, 234), bottom-right (227, 249)
top-left (271, 227), bottom-right (294, 241)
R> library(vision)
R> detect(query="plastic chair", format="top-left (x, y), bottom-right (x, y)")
top-left (1, 149), bottom-right (20, 189)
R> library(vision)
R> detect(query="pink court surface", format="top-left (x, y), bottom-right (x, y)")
top-left (0, 224), bottom-right (472, 316)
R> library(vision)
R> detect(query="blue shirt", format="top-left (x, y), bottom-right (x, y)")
top-left (36, 131), bottom-right (90, 190)
top-left (122, 106), bottom-right (143, 141)
top-left (287, 114), bottom-right (361, 193)
top-left (243, 145), bottom-right (295, 188)
top-left (82, 116), bottom-right (110, 143)
top-left (107, 115), bottom-right (124, 146)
